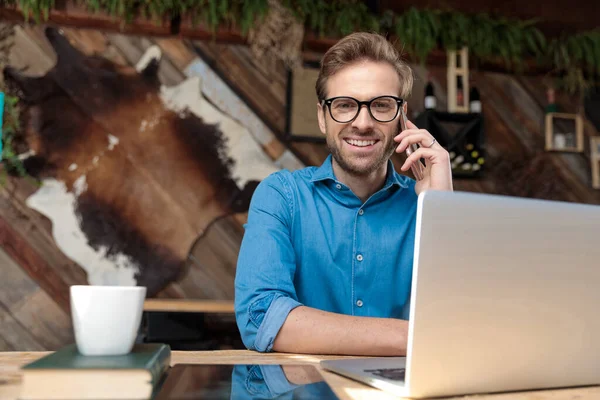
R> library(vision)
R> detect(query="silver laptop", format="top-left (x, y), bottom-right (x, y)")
top-left (321, 190), bottom-right (600, 398)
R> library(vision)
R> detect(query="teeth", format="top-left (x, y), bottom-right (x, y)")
top-left (346, 139), bottom-right (376, 147)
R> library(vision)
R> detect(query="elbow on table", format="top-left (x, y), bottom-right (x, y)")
top-left (235, 294), bottom-right (302, 353)
top-left (234, 302), bottom-right (271, 352)
top-left (234, 308), bottom-right (259, 351)
top-left (235, 312), bottom-right (277, 353)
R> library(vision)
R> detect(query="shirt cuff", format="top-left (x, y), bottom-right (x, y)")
top-left (260, 365), bottom-right (299, 396)
top-left (255, 295), bottom-right (302, 352)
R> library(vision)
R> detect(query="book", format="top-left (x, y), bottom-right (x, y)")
top-left (20, 343), bottom-right (171, 400)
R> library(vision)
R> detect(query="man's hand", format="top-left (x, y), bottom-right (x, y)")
top-left (394, 120), bottom-right (453, 194)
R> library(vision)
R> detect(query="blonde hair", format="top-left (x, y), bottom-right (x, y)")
top-left (315, 32), bottom-right (413, 101)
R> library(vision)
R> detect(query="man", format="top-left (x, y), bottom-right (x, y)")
top-left (235, 32), bottom-right (453, 356)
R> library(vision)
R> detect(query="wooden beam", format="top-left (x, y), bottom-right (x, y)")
top-left (0, 3), bottom-right (172, 36)
top-left (0, 4), bottom-right (244, 41)
top-left (379, 0), bottom-right (599, 35)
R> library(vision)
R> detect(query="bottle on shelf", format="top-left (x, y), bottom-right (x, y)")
top-left (466, 143), bottom-right (478, 159)
top-left (545, 87), bottom-right (559, 113)
top-left (424, 73), bottom-right (436, 111)
top-left (472, 156), bottom-right (485, 172)
top-left (461, 162), bottom-right (472, 171)
top-left (469, 81), bottom-right (481, 113)
top-left (452, 143), bottom-right (484, 173)
top-left (467, 143), bottom-right (485, 172)
top-left (451, 154), bottom-right (464, 170)
top-left (456, 76), bottom-right (465, 108)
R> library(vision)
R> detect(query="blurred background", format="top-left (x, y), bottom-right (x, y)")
top-left (0, 0), bottom-right (598, 352)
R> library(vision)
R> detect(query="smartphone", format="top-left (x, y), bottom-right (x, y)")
top-left (399, 109), bottom-right (425, 181)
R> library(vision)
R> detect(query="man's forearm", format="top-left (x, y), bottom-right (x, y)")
top-left (272, 306), bottom-right (408, 356)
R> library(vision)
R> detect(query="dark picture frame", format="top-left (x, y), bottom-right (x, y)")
top-left (285, 61), bottom-right (325, 142)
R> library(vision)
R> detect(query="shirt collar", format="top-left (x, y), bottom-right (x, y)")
top-left (310, 154), bottom-right (409, 189)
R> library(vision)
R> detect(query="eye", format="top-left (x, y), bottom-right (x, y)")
top-left (372, 101), bottom-right (393, 110)
top-left (333, 100), bottom-right (357, 110)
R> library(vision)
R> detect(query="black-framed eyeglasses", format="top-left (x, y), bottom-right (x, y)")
top-left (321, 95), bottom-right (404, 123)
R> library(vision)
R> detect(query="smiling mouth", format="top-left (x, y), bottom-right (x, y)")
top-left (344, 139), bottom-right (378, 147)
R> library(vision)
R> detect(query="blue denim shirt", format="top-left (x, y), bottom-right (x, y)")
top-left (235, 155), bottom-right (418, 352)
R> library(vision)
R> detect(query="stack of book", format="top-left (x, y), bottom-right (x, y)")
top-left (19, 343), bottom-right (171, 400)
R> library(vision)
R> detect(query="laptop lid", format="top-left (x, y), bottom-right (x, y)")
top-left (405, 190), bottom-right (600, 398)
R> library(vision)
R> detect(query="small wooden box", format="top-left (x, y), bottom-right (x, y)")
top-left (544, 112), bottom-right (584, 152)
top-left (447, 47), bottom-right (469, 113)
top-left (591, 136), bottom-right (600, 189)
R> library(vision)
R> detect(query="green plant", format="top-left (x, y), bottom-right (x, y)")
top-left (545, 30), bottom-right (600, 93)
top-left (390, 7), bottom-right (595, 93)
top-left (392, 8), bottom-right (547, 71)
top-left (394, 8), bottom-right (439, 63)
top-left (1, 0), bottom-right (599, 93)
top-left (0, 91), bottom-right (31, 185)
top-left (0, 21), bottom-right (36, 186)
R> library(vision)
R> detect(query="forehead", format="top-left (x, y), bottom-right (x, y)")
top-left (325, 60), bottom-right (401, 100)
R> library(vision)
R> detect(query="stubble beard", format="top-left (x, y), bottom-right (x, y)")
top-left (326, 120), bottom-right (399, 177)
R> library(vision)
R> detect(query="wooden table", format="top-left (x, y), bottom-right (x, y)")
top-left (1, 350), bottom-right (599, 400)
top-left (143, 299), bottom-right (234, 313)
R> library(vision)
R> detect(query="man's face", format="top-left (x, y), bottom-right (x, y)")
top-left (317, 60), bottom-right (405, 177)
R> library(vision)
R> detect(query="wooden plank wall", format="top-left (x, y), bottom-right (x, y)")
top-left (0, 246), bottom-right (73, 351)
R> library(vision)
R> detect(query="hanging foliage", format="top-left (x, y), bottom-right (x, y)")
top-left (0, 22), bottom-right (32, 184)
top-left (1, 0), bottom-right (599, 92)
top-left (248, 0), bottom-right (304, 69)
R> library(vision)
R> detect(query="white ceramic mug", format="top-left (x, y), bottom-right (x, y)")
top-left (70, 285), bottom-right (147, 356)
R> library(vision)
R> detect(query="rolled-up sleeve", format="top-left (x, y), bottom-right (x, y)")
top-left (234, 172), bottom-right (303, 352)
top-left (231, 365), bottom-right (299, 399)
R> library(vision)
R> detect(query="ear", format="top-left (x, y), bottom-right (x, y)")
top-left (403, 102), bottom-right (408, 115)
top-left (317, 102), bottom-right (327, 135)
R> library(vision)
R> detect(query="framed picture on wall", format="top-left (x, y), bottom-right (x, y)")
top-left (545, 112), bottom-right (584, 152)
top-left (285, 62), bottom-right (324, 142)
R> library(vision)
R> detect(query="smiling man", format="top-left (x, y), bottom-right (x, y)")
top-left (235, 32), bottom-right (453, 356)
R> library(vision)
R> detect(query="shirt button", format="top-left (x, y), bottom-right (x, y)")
top-left (356, 299), bottom-right (363, 307)
top-left (335, 183), bottom-right (342, 190)
top-left (358, 209), bottom-right (364, 215)
top-left (356, 254), bottom-right (363, 261)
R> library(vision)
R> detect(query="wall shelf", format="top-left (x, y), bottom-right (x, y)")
top-left (545, 112), bottom-right (584, 153)
top-left (414, 110), bottom-right (485, 179)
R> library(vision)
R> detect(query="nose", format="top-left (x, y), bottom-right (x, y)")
top-left (351, 105), bottom-right (375, 131)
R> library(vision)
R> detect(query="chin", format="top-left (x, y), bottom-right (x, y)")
top-left (339, 157), bottom-right (383, 176)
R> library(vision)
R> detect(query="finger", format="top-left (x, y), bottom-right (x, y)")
top-left (406, 119), bottom-right (419, 130)
top-left (400, 148), bottom-right (438, 171)
top-left (395, 132), bottom-right (434, 152)
top-left (394, 120), bottom-right (419, 139)
top-left (394, 128), bottom-right (429, 143)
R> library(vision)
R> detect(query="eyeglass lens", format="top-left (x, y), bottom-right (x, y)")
top-left (329, 97), bottom-right (399, 123)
